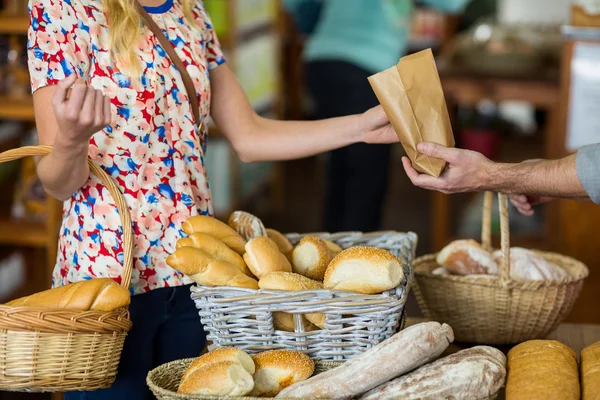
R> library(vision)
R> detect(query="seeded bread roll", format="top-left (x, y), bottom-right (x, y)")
top-left (266, 228), bottom-right (294, 262)
top-left (228, 210), bottom-right (267, 240)
top-left (244, 237), bottom-right (292, 279)
top-left (180, 348), bottom-right (255, 383)
top-left (175, 232), bottom-right (249, 275)
top-left (492, 247), bottom-right (568, 281)
top-left (250, 350), bottom-right (315, 397)
top-left (292, 236), bottom-right (335, 281)
top-left (582, 341), bottom-right (600, 400)
top-left (177, 361), bottom-right (254, 396)
top-left (323, 247), bottom-right (404, 294)
top-left (182, 215), bottom-right (247, 255)
top-left (437, 239), bottom-right (498, 275)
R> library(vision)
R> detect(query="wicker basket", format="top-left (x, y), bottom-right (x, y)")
top-left (147, 357), bottom-right (343, 400)
top-left (0, 145), bottom-right (133, 392)
top-left (413, 192), bottom-right (589, 345)
top-left (191, 231), bottom-right (416, 361)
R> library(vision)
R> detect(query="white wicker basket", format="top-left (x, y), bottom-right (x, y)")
top-left (191, 231), bottom-right (417, 361)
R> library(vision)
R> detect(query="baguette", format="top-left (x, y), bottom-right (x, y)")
top-left (276, 321), bottom-right (454, 399)
top-left (581, 341), bottom-right (600, 400)
top-left (175, 232), bottom-right (250, 275)
top-left (177, 361), bottom-right (254, 396)
top-left (292, 236), bottom-right (334, 281)
top-left (182, 215), bottom-right (247, 255)
top-left (228, 210), bottom-right (267, 240)
top-left (244, 237), bottom-right (292, 279)
top-left (250, 350), bottom-right (315, 397)
top-left (180, 348), bottom-right (255, 384)
top-left (7, 278), bottom-right (130, 312)
top-left (359, 346), bottom-right (506, 400)
top-left (266, 228), bottom-right (294, 262)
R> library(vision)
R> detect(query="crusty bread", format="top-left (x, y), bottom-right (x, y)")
top-left (323, 247), bottom-right (404, 294)
top-left (266, 229), bottom-right (294, 262)
top-left (244, 237), bottom-right (292, 279)
top-left (228, 210), bottom-right (267, 241)
top-left (250, 350), bottom-right (315, 397)
top-left (323, 240), bottom-right (343, 255)
top-left (582, 341), bottom-right (600, 400)
top-left (492, 247), bottom-right (568, 281)
top-left (177, 361), bottom-right (254, 396)
top-left (175, 232), bottom-right (250, 275)
top-left (167, 247), bottom-right (258, 289)
top-left (7, 278), bottom-right (130, 312)
top-left (436, 239), bottom-right (498, 275)
top-left (258, 272), bottom-right (325, 330)
top-left (432, 266), bottom-right (450, 275)
top-left (180, 348), bottom-right (255, 383)
top-left (292, 236), bottom-right (334, 281)
top-left (273, 312), bottom-right (321, 332)
top-left (182, 215), bottom-right (247, 255)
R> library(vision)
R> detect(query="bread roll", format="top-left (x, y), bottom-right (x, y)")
top-left (266, 228), bottom-right (294, 262)
top-left (273, 312), bottom-right (321, 332)
top-left (228, 210), bottom-right (267, 240)
top-left (180, 348), bottom-right (255, 383)
top-left (277, 322), bottom-right (454, 399)
top-left (323, 246), bottom-right (404, 294)
top-left (182, 215), bottom-right (247, 255)
top-left (359, 346), bottom-right (506, 400)
top-left (292, 236), bottom-right (335, 281)
top-left (259, 272), bottom-right (325, 330)
top-left (492, 247), bottom-right (568, 281)
top-left (250, 350), bottom-right (315, 397)
top-left (506, 340), bottom-right (579, 400)
top-left (167, 247), bottom-right (258, 289)
top-left (432, 266), bottom-right (450, 275)
top-left (175, 232), bottom-right (249, 275)
top-left (581, 341), bottom-right (600, 400)
top-left (437, 239), bottom-right (498, 275)
top-left (177, 361), bottom-right (254, 396)
top-left (244, 237), bottom-right (292, 279)
top-left (324, 239), bottom-right (343, 254)
top-left (6, 278), bottom-right (130, 312)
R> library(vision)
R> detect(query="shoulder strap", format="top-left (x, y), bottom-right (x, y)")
top-left (136, 2), bottom-right (201, 129)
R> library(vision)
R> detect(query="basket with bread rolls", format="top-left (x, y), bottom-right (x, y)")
top-left (165, 210), bottom-right (417, 360)
top-left (0, 146), bottom-right (133, 392)
top-left (147, 321), bottom-right (510, 400)
top-left (413, 192), bottom-right (589, 345)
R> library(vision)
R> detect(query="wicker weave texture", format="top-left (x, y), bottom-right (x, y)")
top-left (147, 357), bottom-right (343, 400)
top-left (192, 231), bottom-right (417, 361)
top-left (413, 193), bottom-right (589, 345)
top-left (0, 146), bottom-right (134, 392)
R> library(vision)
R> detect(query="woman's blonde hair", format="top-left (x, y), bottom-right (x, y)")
top-left (104, 0), bottom-right (197, 76)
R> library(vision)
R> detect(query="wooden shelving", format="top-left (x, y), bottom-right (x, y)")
top-left (0, 95), bottom-right (35, 121)
top-left (0, 13), bottom-right (28, 35)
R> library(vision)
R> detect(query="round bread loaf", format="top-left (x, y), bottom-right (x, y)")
top-left (244, 237), bottom-right (292, 278)
top-left (228, 210), bottom-right (267, 241)
top-left (266, 228), bottom-right (294, 262)
top-left (323, 246), bottom-right (404, 294)
top-left (180, 347), bottom-right (255, 383)
top-left (492, 247), bottom-right (568, 281)
top-left (292, 236), bottom-right (334, 281)
top-left (177, 361), bottom-right (254, 396)
top-left (436, 239), bottom-right (498, 275)
top-left (250, 350), bottom-right (315, 397)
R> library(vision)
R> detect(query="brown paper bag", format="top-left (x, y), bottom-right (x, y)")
top-left (368, 48), bottom-right (454, 177)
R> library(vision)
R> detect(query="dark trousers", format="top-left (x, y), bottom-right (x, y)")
top-left (64, 284), bottom-right (205, 400)
top-left (306, 60), bottom-right (392, 233)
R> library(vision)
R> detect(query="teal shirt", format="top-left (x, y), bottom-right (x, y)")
top-left (284, 0), bottom-right (468, 74)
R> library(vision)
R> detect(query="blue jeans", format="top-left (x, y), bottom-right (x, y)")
top-left (64, 284), bottom-right (206, 400)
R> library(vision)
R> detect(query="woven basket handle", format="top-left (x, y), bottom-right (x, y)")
top-left (0, 145), bottom-right (133, 289)
top-left (481, 191), bottom-right (511, 281)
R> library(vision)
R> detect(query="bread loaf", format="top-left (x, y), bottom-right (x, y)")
top-left (182, 215), bottom-right (247, 255)
top-left (7, 278), bottom-right (130, 312)
top-left (292, 236), bottom-right (334, 281)
top-left (259, 272), bottom-right (325, 330)
top-left (323, 240), bottom-right (343, 255)
top-left (432, 266), bottom-right (450, 275)
top-left (323, 247), bottom-right (404, 294)
top-left (175, 232), bottom-right (249, 274)
top-left (359, 346), bottom-right (506, 400)
top-left (228, 210), bottom-right (267, 240)
top-left (437, 239), bottom-right (498, 275)
top-left (506, 340), bottom-right (579, 400)
top-left (272, 312), bottom-right (321, 332)
top-left (250, 350), bottom-right (315, 397)
top-left (581, 341), bottom-right (600, 400)
top-left (266, 228), bottom-right (294, 262)
top-left (492, 247), bottom-right (568, 281)
top-left (244, 237), bottom-right (292, 279)
top-left (167, 247), bottom-right (258, 289)
top-left (277, 322), bottom-right (454, 399)
top-left (180, 348), bottom-right (255, 383)
top-left (177, 361), bottom-right (254, 396)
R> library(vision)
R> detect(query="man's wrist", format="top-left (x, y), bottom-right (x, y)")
top-left (484, 161), bottom-right (513, 193)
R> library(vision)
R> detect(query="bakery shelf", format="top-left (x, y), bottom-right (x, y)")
top-left (0, 95), bottom-right (35, 121)
top-left (0, 219), bottom-right (49, 247)
top-left (0, 14), bottom-right (29, 34)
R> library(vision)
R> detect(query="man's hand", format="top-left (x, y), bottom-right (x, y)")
top-left (509, 195), bottom-right (553, 216)
top-left (401, 142), bottom-right (494, 194)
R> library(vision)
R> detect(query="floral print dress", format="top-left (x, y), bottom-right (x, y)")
top-left (27, 0), bottom-right (226, 295)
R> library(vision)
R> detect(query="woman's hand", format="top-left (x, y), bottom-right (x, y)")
top-left (361, 105), bottom-right (398, 144)
top-left (52, 73), bottom-right (112, 149)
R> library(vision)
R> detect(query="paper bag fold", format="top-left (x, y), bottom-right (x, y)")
top-left (368, 48), bottom-right (454, 178)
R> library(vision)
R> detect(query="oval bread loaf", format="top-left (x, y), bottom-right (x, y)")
top-left (180, 347), bottom-right (255, 383)
top-left (437, 239), bottom-right (498, 275)
top-left (292, 236), bottom-right (335, 281)
top-left (266, 228), bottom-right (294, 262)
top-left (582, 341), bottom-right (600, 400)
top-left (244, 237), bottom-right (292, 278)
top-left (177, 361), bottom-right (254, 396)
top-left (182, 215), bottom-right (247, 255)
top-left (492, 247), bottom-right (568, 281)
top-left (228, 210), bottom-right (267, 240)
top-left (250, 350), bottom-right (315, 397)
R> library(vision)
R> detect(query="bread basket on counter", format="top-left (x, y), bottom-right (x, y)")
top-left (191, 231), bottom-right (416, 361)
top-left (0, 146), bottom-right (133, 392)
top-left (413, 192), bottom-right (588, 345)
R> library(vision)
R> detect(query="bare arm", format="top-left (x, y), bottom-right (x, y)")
top-left (209, 64), bottom-right (397, 163)
top-left (34, 74), bottom-right (111, 201)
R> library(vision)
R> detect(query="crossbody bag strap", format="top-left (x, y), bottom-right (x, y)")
top-left (136, 2), bottom-right (202, 129)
